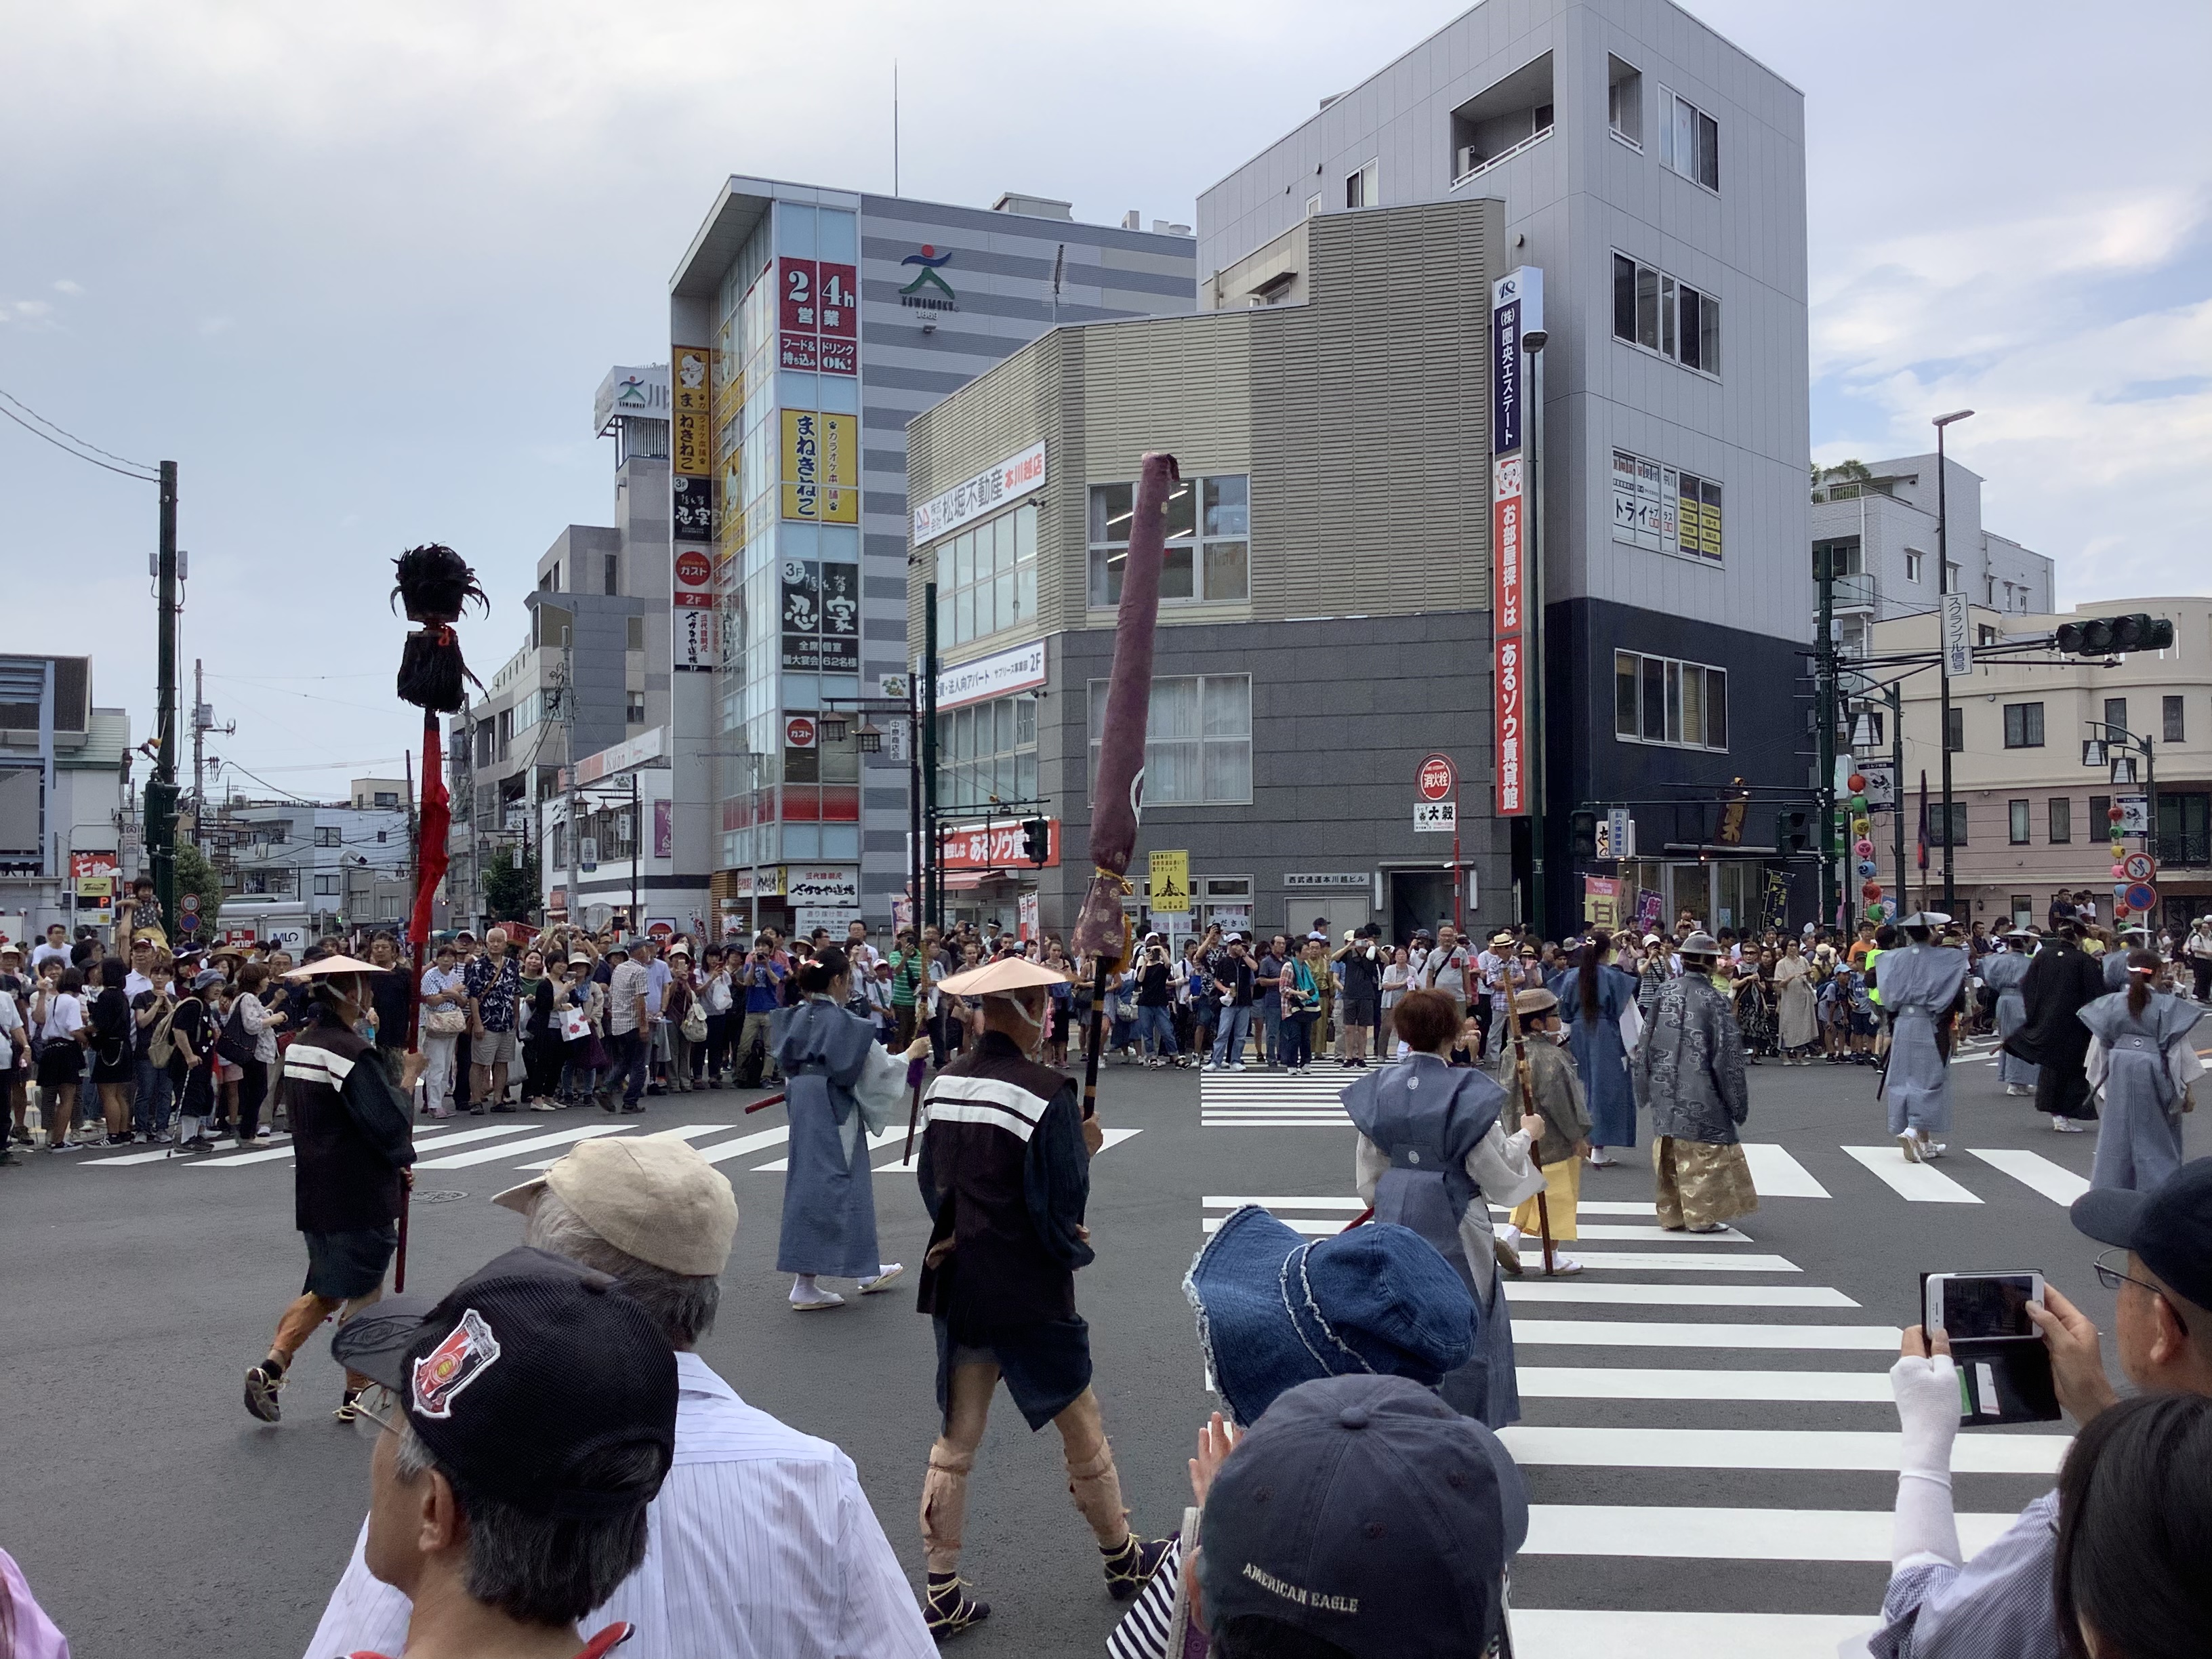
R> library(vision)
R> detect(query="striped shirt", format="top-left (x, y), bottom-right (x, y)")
top-left (1868, 1490), bottom-right (2063, 1659)
top-left (301, 1352), bottom-right (935, 1659)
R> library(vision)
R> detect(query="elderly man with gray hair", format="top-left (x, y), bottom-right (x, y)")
top-left (303, 1133), bottom-right (935, 1658)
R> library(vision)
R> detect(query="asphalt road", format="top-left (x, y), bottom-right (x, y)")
top-left (2, 1022), bottom-right (2205, 1659)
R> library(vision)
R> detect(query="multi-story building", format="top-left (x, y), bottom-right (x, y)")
top-left (447, 367), bottom-right (684, 933)
top-left (1878, 596), bottom-right (2210, 936)
top-left (1196, 0), bottom-right (1813, 937)
top-left (1812, 453), bottom-right (2055, 657)
top-left (0, 655), bottom-right (136, 943)
top-left (208, 781), bottom-right (410, 935)
top-left (668, 179), bottom-right (1195, 939)
top-left (906, 199), bottom-right (1513, 942)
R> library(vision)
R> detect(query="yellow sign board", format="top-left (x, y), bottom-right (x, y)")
top-left (781, 409), bottom-right (821, 521)
top-left (819, 411), bottom-right (858, 525)
top-left (1147, 849), bottom-right (1191, 914)
top-left (672, 345), bottom-right (714, 477)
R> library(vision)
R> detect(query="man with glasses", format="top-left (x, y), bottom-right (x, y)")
top-left (1873, 1158), bottom-right (2212, 1658)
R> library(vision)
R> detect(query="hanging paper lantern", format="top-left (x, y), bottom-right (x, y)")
top-left (2112, 863), bottom-right (2129, 880)
top-left (1856, 859), bottom-right (1878, 880)
top-left (1862, 880), bottom-right (1883, 901)
top-left (1851, 797), bottom-right (1869, 818)
top-left (1847, 773), bottom-right (1866, 794)
top-left (1854, 838), bottom-right (1875, 858)
top-left (2108, 804), bottom-right (2125, 823)
top-left (1852, 817), bottom-right (1872, 838)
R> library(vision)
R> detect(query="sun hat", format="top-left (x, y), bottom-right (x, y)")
top-left (1184, 1204), bottom-right (1478, 1429)
top-left (491, 1132), bottom-right (737, 1277)
top-left (935, 956), bottom-right (1070, 997)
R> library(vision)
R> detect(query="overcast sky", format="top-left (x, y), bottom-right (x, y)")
top-left (3, 0), bottom-right (2205, 803)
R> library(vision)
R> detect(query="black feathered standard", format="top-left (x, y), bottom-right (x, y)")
top-left (391, 544), bottom-right (489, 713)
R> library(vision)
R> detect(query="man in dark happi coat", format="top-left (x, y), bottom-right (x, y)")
top-left (2010, 926), bottom-right (2108, 1132)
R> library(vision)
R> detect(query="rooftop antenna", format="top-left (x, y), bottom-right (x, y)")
top-left (893, 60), bottom-right (900, 197)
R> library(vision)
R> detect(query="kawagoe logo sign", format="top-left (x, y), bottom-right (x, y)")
top-left (899, 245), bottom-right (957, 310)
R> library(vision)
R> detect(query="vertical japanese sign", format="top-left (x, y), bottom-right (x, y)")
top-left (671, 344), bottom-right (718, 674)
top-left (1490, 266), bottom-right (1540, 818)
top-left (777, 256), bottom-right (858, 377)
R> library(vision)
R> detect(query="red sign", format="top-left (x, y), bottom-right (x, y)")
top-left (1492, 454), bottom-right (1528, 817)
top-left (1418, 753), bottom-right (1456, 802)
top-left (785, 716), bottom-right (817, 750)
top-left (939, 819), bottom-right (1061, 871)
top-left (817, 262), bottom-right (857, 377)
top-left (672, 548), bottom-right (714, 610)
top-left (778, 257), bottom-right (820, 371)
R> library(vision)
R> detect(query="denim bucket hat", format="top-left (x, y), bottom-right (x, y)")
top-left (1184, 1204), bottom-right (1480, 1427)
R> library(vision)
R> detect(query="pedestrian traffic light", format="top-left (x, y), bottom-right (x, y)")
top-left (1776, 810), bottom-right (1811, 854)
top-left (1569, 809), bottom-right (1598, 861)
top-left (1021, 817), bottom-right (1050, 866)
top-left (2055, 613), bottom-right (2173, 655)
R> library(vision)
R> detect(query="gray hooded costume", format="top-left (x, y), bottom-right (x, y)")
top-left (1877, 942), bottom-right (1971, 1136)
top-left (1980, 949), bottom-right (2038, 1088)
top-left (771, 996), bottom-right (905, 1278)
top-left (2082, 987), bottom-right (2201, 1192)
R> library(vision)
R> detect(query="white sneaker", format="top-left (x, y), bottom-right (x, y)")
top-left (858, 1263), bottom-right (905, 1295)
top-left (1230, 1062), bottom-right (1247, 1072)
top-left (1921, 1140), bottom-right (1947, 1160)
top-left (2005, 1084), bottom-right (2031, 1097)
top-left (1900, 1131), bottom-right (1923, 1164)
top-left (2052, 1115), bottom-right (2085, 1134)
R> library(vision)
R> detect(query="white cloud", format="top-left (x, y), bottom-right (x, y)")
top-left (52, 278), bottom-right (82, 295)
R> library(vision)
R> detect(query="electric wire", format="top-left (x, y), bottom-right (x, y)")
top-left (0, 388), bottom-right (159, 480)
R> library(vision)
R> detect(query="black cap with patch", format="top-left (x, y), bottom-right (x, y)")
top-left (333, 1246), bottom-right (676, 1518)
top-left (2071, 1158), bottom-right (2212, 1313)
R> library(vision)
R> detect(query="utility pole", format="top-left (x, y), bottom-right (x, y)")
top-left (1932, 408), bottom-right (1973, 916)
top-left (629, 770), bottom-right (640, 930)
top-left (1814, 545), bottom-right (1837, 932)
top-left (922, 581), bottom-right (941, 933)
top-left (146, 461), bottom-right (182, 937)
top-left (561, 627), bottom-right (579, 927)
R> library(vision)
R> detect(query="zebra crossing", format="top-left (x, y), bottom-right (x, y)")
top-left (1201, 1193), bottom-right (2070, 1656)
top-left (75, 1116), bottom-right (1142, 1179)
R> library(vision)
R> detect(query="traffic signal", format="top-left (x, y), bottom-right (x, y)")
top-left (1776, 810), bottom-right (1811, 854)
top-left (1021, 817), bottom-right (1050, 866)
top-left (2056, 613), bottom-right (2173, 655)
top-left (1569, 809), bottom-right (1599, 861)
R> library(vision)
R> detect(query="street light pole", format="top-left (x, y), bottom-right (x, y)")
top-left (1932, 409), bottom-right (1973, 914)
top-left (1523, 328), bottom-right (1549, 935)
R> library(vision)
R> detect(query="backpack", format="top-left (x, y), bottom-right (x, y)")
top-left (733, 1023), bottom-right (766, 1088)
top-left (147, 996), bottom-right (180, 1068)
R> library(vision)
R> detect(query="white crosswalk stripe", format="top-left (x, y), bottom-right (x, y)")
top-left (1200, 1067), bottom-right (1351, 1127)
top-left (1738, 1142), bottom-right (1832, 1197)
top-left (1509, 1610), bottom-right (1887, 1658)
top-left (1502, 1423), bottom-right (2065, 1474)
top-left (414, 1122), bottom-right (640, 1169)
top-left (1517, 1366), bottom-right (1891, 1402)
top-left (1967, 1146), bottom-right (2091, 1206)
top-left (1840, 1144), bottom-right (1984, 1202)
top-left (1505, 1284), bottom-right (1860, 1309)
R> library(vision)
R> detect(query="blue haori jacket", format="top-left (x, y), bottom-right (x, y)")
top-left (770, 997), bottom-right (909, 1279)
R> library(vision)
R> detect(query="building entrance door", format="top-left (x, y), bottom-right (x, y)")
top-left (1290, 895), bottom-right (1369, 948)
top-left (1389, 871), bottom-right (1454, 945)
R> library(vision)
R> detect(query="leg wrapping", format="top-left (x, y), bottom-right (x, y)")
top-left (920, 1441), bottom-right (975, 1572)
top-left (1063, 1436), bottom-right (1129, 1547)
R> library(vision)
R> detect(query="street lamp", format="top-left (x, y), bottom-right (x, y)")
top-left (1931, 408), bottom-right (1973, 913)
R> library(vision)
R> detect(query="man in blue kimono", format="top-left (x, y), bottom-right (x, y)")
top-left (1879, 913), bottom-right (1971, 1162)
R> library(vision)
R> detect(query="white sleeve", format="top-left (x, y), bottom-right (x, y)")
top-left (1355, 1133), bottom-right (1387, 1207)
top-left (298, 1516), bottom-right (413, 1659)
top-left (851, 1038), bottom-right (912, 1134)
top-left (2171, 1037), bottom-right (2204, 1101)
top-left (2085, 1036), bottom-right (2108, 1093)
top-left (1466, 1118), bottom-right (1545, 1208)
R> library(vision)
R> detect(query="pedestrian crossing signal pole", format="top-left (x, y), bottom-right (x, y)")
top-left (146, 461), bottom-right (182, 938)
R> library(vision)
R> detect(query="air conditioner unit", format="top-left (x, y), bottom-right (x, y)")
top-left (1456, 144), bottom-right (1483, 177)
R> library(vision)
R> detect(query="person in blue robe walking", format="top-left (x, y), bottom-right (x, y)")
top-left (2082, 950), bottom-right (2205, 1193)
top-left (1982, 930), bottom-right (2039, 1096)
top-left (1556, 930), bottom-right (1640, 1168)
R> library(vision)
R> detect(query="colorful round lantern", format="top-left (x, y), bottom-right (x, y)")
top-left (1852, 817), bottom-right (1872, 838)
top-left (2108, 804), bottom-right (2125, 823)
top-left (1847, 773), bottom-right (1866, 794)
top-left (1862, 880), bottom-right (1883, 901)
top-left (1854, 838), bottom-right (1875, 859)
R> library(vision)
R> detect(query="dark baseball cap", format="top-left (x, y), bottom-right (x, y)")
top-left (2072, 1158), bottom-right (2212, 1312)
top-left (1197, 1374), bottom-right (1525, 1658)
top-left (332, 1246), bottom-right (676, 1519)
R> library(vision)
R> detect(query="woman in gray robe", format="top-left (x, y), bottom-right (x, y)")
top-left (2082, 953), bottom-right (2205, 1193)
top-left (1875, 916), bottom-right (1970, 1162)
top-left (1344, 987), bottom-right (1544, 1428)
top-left (773, 946), bottom-right (930, 1310)
top-left (1982, 933), bottom-right (2039, 1094)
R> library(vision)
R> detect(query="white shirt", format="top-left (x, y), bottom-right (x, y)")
top-left (302, 1352), bottom-right (934, 1659)
top-left (125, 970), bottom-right (154, 999)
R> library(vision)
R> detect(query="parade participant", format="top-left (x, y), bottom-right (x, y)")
top-left (321, 1248), bottom-right (676, 1659)
top-left (1878, 912), bottom-right (1972, 1164)
top-left (2012, 924), bottom-right (2108, 1132)
top-left (1633, 931), bottom-right (1756, 1234)
top-left (1558, 929), bottom-right (1638, 1166)
top-left (2082, 951), bottom-right (2203, 1192)
top-left (242, 954), bottom-right (423, 1425)
top-left (1983, 929), bottom-right (2040, 1097)
top-left (2185, 914), bottom-right (2212, 1002)
top-left (912, 954), bottom-right (1168, 1639)
top-left (1497, 987), bottom-right (1592, 1273)
top-left (2104, 924), bottom-right (2152, 990)
top-left (773, 946), bottom-right (927, 1311)
top-left (305, 1137), bottom-right (937, 1659)
top-left (1108, 1206), bottom-right (1490, 1659)
top-left (1344, 988), bottom-right (1545, 1427)
top-left (1773, 936), bottom-right (1818, 1063)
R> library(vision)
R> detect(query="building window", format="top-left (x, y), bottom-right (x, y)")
top-left (1345, 158), bottom-right (1378, 209)
top-left (2104, 697), bottom-right (2129, 739)
top-left (1088, 476), bottom-right (1248, 608)
top-left (314, 874), bottom-right (342, 897)
top-left (1977, 625), bottom-right (1999, 647)
top-left (1304, 193), bottom-right (1320, 218)
top-left (935, 502), bottom-right (1040, 649)
top-left (376, 829), bottom-right (388, 843)
top-left (1944, 707), bottom-right (1963, 752)
top-left (1658, 87), bottom-right (1719, 189)
top-left (1932, 802), bottom-right (1969, 848)
top-left (2003, 703), bottom-right (2045, 748)
top-left (1612, 450), bottom-right (1721, 560)
top-left (936, 693), bottom-right (1039, 813)
top-left (1612, 651), bottom-right (1728, 750)
top-left (1607, 56), bottom-right (1642, 146)
top-left (1611, 252), bottom-right (1719, 374)
top-left (373, 791), bottom-right (398, 807)
top-left (1905, 550), bottom-right (1924, 583)
top-left (1942, 560), bottom-right (1959, 594)
top-left (626, 692), bottom-right (647, 726)
top-left (2089, 794), bottom-right (2110, 839)
top-left (2009, 800), bottom-right (2031, 845)
top-left (314, 825), bottom-right (342, 847)
top-left (2164, 695), bottom-right (2185, 743)
top-left (1984, 575), bottom-right (1995, 606)
top-left (604, 554), bottom-right (619, 596)
top-left (2009, 895), bottom-right (2034, 930)
top-left (2049, 798), bottom-right (2072, 843)
top-left (1086, 674), bottom-right (1252, 806)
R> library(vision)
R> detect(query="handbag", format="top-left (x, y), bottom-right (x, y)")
top-left (424, 1005), bottom-right (468, 1036)
top-left (215, 1002), bottom-right (256, 1067)
top-left (680, 1000), bottom-right (708, 1042)
top-left (560, 1006), bottom-right (593, 1043)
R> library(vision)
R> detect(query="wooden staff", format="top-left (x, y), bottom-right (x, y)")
top-left (1500, 954), bottom-right (1555, 1276)
top-left (1080, 951), bottom-right (1111, 1126)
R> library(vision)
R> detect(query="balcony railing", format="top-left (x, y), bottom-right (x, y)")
top-left (2155, 830), bottom-right (2211, 867)
top-left (1832, 571), bottom-right (1878, 612)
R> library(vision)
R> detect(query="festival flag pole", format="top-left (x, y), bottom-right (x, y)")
top-left (1069, 453), bottom-right (1175, 1131)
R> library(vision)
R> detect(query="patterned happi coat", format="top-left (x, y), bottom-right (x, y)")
top-left (1631, 970), bottom-right (1748, 1145)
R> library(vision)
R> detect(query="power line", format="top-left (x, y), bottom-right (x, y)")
top-left (0, 387), bottom-right (158, 480)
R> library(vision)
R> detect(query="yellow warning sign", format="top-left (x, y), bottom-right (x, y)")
top-left (1147, 849), bottom-right (1191, 914)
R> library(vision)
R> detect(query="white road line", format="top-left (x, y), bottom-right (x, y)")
top-left (872, 1126), bottom-right (1141, 1176)
top-left (753, 1127), bottom-right (912, 1173)
top-left (1202, 1217), bottom-right (1760, 1243)
top-left (1738, 1143), bottom-right (1832, 1197)
top-left (1841, 1145), bottom-right (1984, 1203)
top-left (692, 1125), bottom-right (792, 1166)
top-left (1505, 1283), bottom-right (1859, 1309)
top-left (415, 1123), bottom-right (636, 1169)
top-left (1501, 1425), bottom-right (2065, 1475)
top-left (1528, 1223), bottom-right (1756, 1242)
top-left (192, 1122), bottom-right (537, 1170)
top-left (1205, 1195), bottom-right (1366, 1210)
top-left (1514, 1320), bottom-right (1902, 1351)
top-left (84, 1134), bottom-right (268, 1166)
top-left (1968, 1147), bottom-right (2091, 1206)
top-left (1522, 1252), bottom-right (1800, 1273)
top-left (1521, 1504), bottom-right (2017, 1563)
top-left (1507, 1610), bottom-right (1891, 1656)
top-left (1515, 1367), bottom-right (1891, 1403)
top-left (514, 1124), bottom-right (732, 1170)
top-left (1489, 1200), bottom-right (1691, 1218)
top-left (1201, 1116), bottom-right (1349, 1128)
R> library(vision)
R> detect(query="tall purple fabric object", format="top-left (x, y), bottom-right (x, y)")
top-left (1072, 451), bottom-right (1177, 968)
